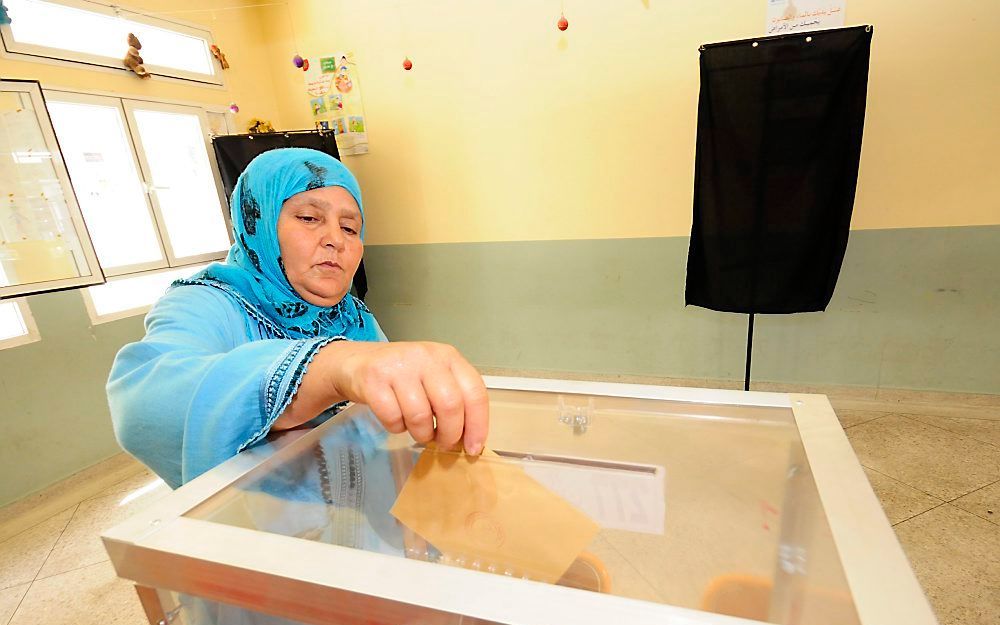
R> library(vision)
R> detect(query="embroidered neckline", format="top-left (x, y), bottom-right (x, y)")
top-left (174, 277), bottom-right (297, 339)
top-left (173, 277), bottom-right (369, 340)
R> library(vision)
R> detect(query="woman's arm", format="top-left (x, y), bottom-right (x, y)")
top-left (275, 341), bottom-right (489, 455)
top-left (107, 286), bottom-right (336, 487)
top-left (109, 286), bottom-right (489, 489)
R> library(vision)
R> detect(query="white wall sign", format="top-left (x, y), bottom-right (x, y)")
top-left (766, 0), bottom-right (846, 35)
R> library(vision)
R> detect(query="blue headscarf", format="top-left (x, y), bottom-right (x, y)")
top-left (175, 148), bottom-right (380, 341)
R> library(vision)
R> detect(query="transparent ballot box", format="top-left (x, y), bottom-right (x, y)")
top-left (103, 377), bottom-right (937, 625)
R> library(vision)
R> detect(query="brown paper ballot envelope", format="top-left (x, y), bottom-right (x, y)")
top-left (390, 447), bottom-right (600, 584)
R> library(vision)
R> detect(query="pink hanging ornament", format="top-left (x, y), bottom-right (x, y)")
top-left (229, 103), bottom-right (239, 114)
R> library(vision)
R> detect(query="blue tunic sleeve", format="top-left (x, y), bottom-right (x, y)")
top-left (107, 286), bottom-right (343, 489)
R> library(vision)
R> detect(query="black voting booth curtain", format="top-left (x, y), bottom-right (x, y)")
top-left (686, 26), bottom-right (873, 314)
top-left (211, 131), bottom-right (368, 301)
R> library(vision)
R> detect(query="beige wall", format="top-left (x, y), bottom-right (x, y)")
top-left (257, 0), bottom-right (1000, 245)
top-left (7, 0), bottom-right (994, 244)
top-left (0, 0), bottom-right (283, 132)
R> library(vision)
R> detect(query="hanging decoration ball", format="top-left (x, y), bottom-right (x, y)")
top-left (402, 57), bottom-right (413, 71)
top-left (228, 103), bottom-right (239, 114)
top-left (292, 54), bottom-right (304, 68)
top-left (557, 14), bottom-right (569, 31)
top-left (301, 58), bottom-right (310, 71)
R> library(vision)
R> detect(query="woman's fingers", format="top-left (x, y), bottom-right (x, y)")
top-left (449, 357), bottom-right (490, 455)
top-left (393, 376), bottom-right (436, 443)
top-left (344, 341), bottom-right (489, 452)
top-left (364, 381), bottom-right (406, 434)
top-left (422, 366), bottom-right (465, 450)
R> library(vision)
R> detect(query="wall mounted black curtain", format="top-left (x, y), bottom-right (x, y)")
top-left (212, 131), bottom-right (368, 301)
top-left (686, 26), bottom-right (873, 314)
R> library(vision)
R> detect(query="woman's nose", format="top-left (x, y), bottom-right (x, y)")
top-left (322, 223), bottom-right (347, 251)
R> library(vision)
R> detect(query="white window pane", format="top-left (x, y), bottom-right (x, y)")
top-left (0, 90), bottom-right (92, 287)
top-left (47, 100), bottom-right (164, 271)
top-left (5, 0), bottom-right (215, 77)
top-left (88, 263), bottom-right (208, 317)
top-left (0, 300), bottom-right (29, 341)
top-left (132, 109), bottom-right (230, 259)
top-left (6, 0), bottom-right (125, 58)
top-left (129, 22), bottom-right (213, 76)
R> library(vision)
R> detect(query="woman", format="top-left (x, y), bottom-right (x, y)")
top-left (107, 148), bottom-right (488, 489)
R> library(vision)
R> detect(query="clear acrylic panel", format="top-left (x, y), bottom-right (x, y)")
top-left (130, 108), bottom-right (230, 260)
top-left (186, 388), bottom-right (861, 625)
top-left (0, 84), bottom-right (98, 292)
top-left (47, 99), bottom-right (165, 272)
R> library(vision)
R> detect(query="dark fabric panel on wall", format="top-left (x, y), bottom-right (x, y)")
top-left (686, 26), bottom-right (873, 313)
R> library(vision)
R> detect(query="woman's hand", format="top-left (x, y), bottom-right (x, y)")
top-left (275, 341), bottom-right (489, 454)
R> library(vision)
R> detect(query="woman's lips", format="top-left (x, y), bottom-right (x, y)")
top-left (315, 261), bottom-right (342, 272)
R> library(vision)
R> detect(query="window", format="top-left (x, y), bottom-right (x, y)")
top-left (0, 298), bottom-right (39, 348)
top-left (81, 262), bottom-right (209, 323)
top-left (0, 79), bottom-right (104, 299)
top-left (44, 90), bottom-right (232, 322)
top-left (44, 91), bottom-right (232, 278)
top-left (0, 0), bottom-right (221, 85)
top-left (126, 101), bottom-right (232, 260)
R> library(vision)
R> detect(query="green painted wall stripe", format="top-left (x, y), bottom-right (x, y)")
top-left (363, 225), bottom-right (1000, 394)
top-left (0, 290), bottom-right (145, 505)
top-left (2, 224), bottom-right (996, 505)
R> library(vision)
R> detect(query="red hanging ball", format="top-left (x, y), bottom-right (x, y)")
top-left (301, 58), bottom-right (310, 71)
top-left (557, 14), bottom-right (569, 31)
top-left (403, 57), bottom-right (413, 71)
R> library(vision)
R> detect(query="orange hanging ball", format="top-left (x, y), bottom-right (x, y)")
top-left (403, 57), bottom-right (413, 70)
top-left (557, 14), bottom-right (569, 31)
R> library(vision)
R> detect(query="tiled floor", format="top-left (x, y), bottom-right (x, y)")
top-left (840, 410), bottom-right (1000, 625)
top-left (0, 463), bottom-right (169, 625)
top-left (0, 410), bottom-right (998, 625)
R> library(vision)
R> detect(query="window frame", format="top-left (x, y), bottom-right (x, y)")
top-left (121, 98), bottom-right (233, 267)
top-left (0, 78), bottom-right (106, 299)
top-left (0, 0), bottom-right (224, 86)
top-left (40, 88), bottom-right (234, 324)
top-left (43, 90), bottom-right (171, 277)
top-left (0, 298), bottom-right (40, 349)
top-left (80, 261), bottom-right (211, 325)
top-left (44, 88), bottom-right (234, 275)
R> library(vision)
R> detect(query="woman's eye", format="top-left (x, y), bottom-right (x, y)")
top-left (341, 226), bottom-right (358, 235)
top-left (297, 215), bottom-right (318, 223)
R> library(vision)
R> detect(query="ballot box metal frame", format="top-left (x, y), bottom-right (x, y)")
top-left (103, 376), bottom-right (937, 625)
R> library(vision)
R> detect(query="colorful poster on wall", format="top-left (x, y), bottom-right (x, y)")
top-left (304, 52), bottom-right (368, 156)
top-left (766, 0), bottom-right (845, 35)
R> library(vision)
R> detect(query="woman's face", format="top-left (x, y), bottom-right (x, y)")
top-left (277, 186), bottom-right (363, 307)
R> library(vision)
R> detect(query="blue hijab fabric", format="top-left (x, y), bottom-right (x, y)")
top-left (180, 147), bottom-right (379, 341)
